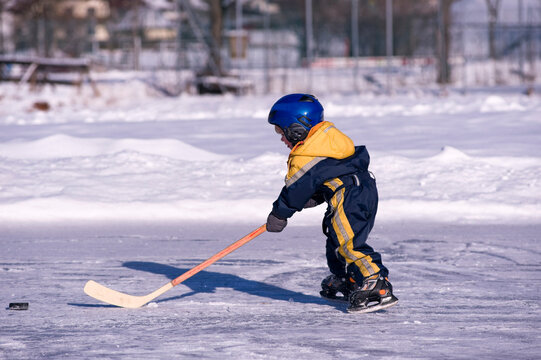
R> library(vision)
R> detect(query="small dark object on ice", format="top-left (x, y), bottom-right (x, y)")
top-left (8, 302), bottom-right (29, 310)
top-left (33, 101), bottom-right (50, 111)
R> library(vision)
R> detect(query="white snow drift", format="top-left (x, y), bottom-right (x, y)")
top-left (0, 83), bottom-right (540, 224)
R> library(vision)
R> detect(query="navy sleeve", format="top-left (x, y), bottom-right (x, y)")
top-left (271, 167), bottom-right (321, 219)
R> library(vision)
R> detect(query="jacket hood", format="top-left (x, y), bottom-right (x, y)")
top-left (290, 121), bottom-right (355, 160)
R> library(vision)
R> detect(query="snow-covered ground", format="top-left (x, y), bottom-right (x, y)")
top-left (1, 81), bottom-right (540, 359)
top-left (1, 82), bottom-right (539, 225)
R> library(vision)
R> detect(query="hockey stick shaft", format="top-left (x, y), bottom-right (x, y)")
top-left (171, 224), bottom-right (266, 286)
top-left (84, 224), bottom-right (267, 308)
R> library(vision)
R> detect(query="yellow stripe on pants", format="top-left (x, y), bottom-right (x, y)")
top-left (325, 179), bottom-right (380, 278)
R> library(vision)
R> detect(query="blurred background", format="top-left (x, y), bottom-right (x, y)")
top-left (0, 0), bottom-right (540, 95)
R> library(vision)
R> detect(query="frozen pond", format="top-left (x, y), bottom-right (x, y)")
top-left (2, 222), bottom-right (539, 359)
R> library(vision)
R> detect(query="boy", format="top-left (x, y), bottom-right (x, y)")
top-left (265, 93), bottom-right (398, 313)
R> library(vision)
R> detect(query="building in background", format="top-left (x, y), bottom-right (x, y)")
top-left (0, 0), bottom-right (540, 94)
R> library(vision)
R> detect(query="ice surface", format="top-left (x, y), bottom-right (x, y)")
top-left (1, 223), bottom-right (539, 359)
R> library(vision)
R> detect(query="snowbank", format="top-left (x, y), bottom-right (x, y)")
top-left (0, 82), bottom-right (540, 224)
top-left (0, 136), bottom-right (538, 224)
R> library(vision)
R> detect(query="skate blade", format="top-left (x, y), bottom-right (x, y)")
top-left (347, 296), bottom-right (398, 314)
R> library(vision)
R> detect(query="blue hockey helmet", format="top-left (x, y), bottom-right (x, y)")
top-left (268, 93), bottom-right (324, 144)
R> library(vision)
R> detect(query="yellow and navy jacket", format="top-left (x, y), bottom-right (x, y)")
top-left (272, 121), bottom-right (371, 219)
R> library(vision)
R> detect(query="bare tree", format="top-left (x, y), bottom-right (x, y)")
top-left (485, 0), bottom-right (501, 59)
top-left (437, 0), bottom-right (454, 84)
top-left (7, 0), bottom-right (52, 56)
top-left (0, 0), bottom-right (5, 54)
top-left (209, 0), bottom-right (223, 75)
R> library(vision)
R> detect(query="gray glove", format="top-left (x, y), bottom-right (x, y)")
top-left (266, 212), bottom-right (287, 232)
top-left (303, 198), bottom-right (319, 208)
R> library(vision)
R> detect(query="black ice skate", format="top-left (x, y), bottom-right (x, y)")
top-left (320, 274), bottom-right (354, 302)
top-left (347, 274), bottom-right (398, 313)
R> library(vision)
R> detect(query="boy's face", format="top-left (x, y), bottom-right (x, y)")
top-left (275, 125), bottom-right (294, 150)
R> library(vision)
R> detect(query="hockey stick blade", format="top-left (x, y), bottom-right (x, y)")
top-left (84, 280), bottom-right (173, 309)
top-left (84, 224), bottom-right (266, 308)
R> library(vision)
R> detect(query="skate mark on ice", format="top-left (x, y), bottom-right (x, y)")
top-left (395, 238), bottom-right (447, 245)
top-left (67, 303), bottom-right (118, 308)
top-left (467, 250), bottom-right (530, 266)
top-left (461, 241), bottom-right (541, 267)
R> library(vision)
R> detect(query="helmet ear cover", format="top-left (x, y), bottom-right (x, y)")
top-left (284, 123), bottom-right (308, 144)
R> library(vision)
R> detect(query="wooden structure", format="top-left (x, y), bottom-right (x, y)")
top-left (0, 55), bottom-right (99, 95)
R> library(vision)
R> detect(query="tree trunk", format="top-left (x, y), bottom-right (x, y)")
top-left (209, 0), bottom-right (222, 75)
top-left (0, 2), bottom-right (4, 54)
top-left (437, 0), bottom-right (452, 84)
top-left (485, 0), bottom-right (501, 59)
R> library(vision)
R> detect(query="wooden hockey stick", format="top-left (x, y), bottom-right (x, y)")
top-left (84, 224), bottom-right (267, 308)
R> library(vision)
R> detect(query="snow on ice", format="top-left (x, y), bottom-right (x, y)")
top-left (0, 81), bottom-right (540, 359)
